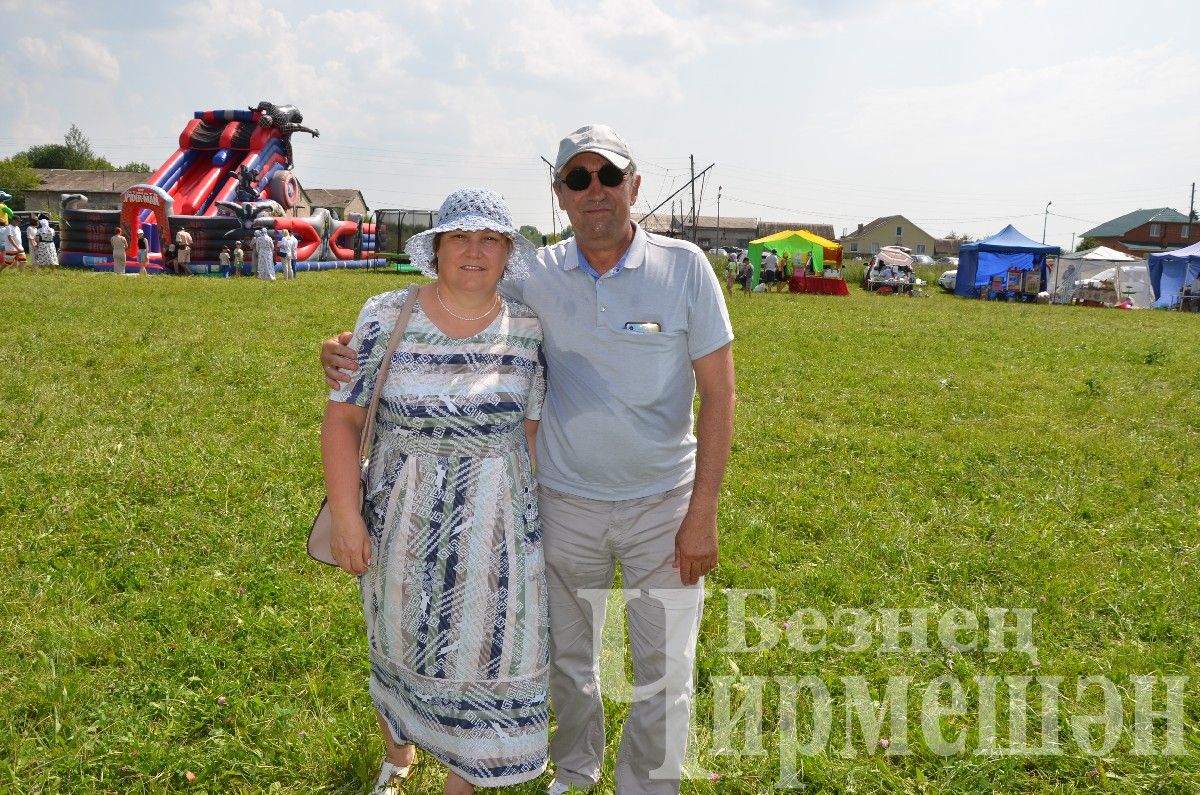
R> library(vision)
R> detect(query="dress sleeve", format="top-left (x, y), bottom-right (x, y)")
top-left (524, 345), bottom-right (547, 421)
top-left (328, 289), bottom-right (405, 407)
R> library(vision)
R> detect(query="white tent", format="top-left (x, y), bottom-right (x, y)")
top-left (1051, 246), bottom-right (1152, 308)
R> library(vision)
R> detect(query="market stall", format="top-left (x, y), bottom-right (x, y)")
top-left (954, 224), bottom-right (1060, 300)
top-left (747, 229), bottom-right (843, 288)
top-left (1051, 246), bottom-right (1149, 307)
top-left (1148, 241), bottom-right (1200, 309)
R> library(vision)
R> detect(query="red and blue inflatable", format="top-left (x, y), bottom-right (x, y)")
top-left (59, 101), bottom-right (383, 273)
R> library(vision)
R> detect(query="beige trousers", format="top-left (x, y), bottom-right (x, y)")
top-left (540, 483), bottom-right (703, 795)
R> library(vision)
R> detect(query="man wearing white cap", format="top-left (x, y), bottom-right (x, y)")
top-left (323, 124), bottom-right (735, 795)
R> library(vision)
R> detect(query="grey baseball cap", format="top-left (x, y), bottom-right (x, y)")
top-left (554, 124), bottom-right (634, 173)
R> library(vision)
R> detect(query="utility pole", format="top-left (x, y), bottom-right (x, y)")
top-left (690, 154), bottom-right (697, 244)
top-left (1042, 200), bottom-right (1052, 244)
top-left (539, 156), bottom-right (557, 238)
top-left (716, 186), bottom-right (722, 250)
top-left (1190, 182), bottom-right (1196, 222)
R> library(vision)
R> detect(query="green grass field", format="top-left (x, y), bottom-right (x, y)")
top-left (2, 270), bottom-right (1197, 794)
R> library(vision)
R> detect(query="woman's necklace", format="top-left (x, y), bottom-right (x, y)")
top-left (435, 285), bottom-right (499, 322)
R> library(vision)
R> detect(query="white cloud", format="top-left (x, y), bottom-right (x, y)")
top-left (846, 46), bottom-right (1200, 179)
top-left (492, 0), bottom-right (707, 102)
top-left (16, 33), bottom-right (120, 83)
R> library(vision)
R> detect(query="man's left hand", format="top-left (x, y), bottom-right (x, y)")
top-left (673, 511), bottom-right (718, 586)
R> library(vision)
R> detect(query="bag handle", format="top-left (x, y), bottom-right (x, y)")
top-left (358, 287), bottom-right (419, 462)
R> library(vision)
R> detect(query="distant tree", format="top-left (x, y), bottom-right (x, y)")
top-left (1076, 237), bottom-right (1099, 252)
top-left (63, 124), bottom-right (98, 170)
top-left (120, 161), bottom-right (153, 172)
top-left (548, 225), bottom-right (573, 244)
top-left (18, 143), bottom-right (74, 169)
top-left (518, 224), bottom-right (542, 244)
top-left (0, 156), bottom-right (40, 208)
top-left (944, 230), bottom-right (975, 242)
top-left (16, 125), bottom-right (119, 170)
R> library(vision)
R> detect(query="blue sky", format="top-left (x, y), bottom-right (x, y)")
top-left (4, 0), bottom-right (1198, 249)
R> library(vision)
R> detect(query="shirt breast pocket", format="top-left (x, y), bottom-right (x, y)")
top-left (608, 326), bottom-right (687, 405)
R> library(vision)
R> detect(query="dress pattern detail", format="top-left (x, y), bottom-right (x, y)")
top-left (330, 287), bottom-right (548, 786)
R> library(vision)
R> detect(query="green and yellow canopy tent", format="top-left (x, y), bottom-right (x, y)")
top-left (747, 230), bottom-right (842, 287)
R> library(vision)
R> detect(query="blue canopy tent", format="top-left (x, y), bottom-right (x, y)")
top-left (1147, 241), bottom-right (1200, 308)
top-left (954, 224), bottom-right (1061, 298)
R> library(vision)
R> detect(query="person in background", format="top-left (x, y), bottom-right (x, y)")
top-left (164, 240), bottom-right (179, 275)
top-left (762, 247), bottom-right (779, 289)
top-left (135, 229), bottom-right (149, 275)
top-left (1, 218), bottom-right (24, 272)
top-left (738, 255), bottom-right (752, 293)
top-left (723, 250), bottom-right (737, 295)
top-left (219, 246), bottom-right (232, 278)
top-left (175, 227), bottom-right (193, 274)
top-left (111, 227), bottom-right (128, 275)
top-left (32, 216), bottom-right (58, 268)
top-left (25, 218), bottom-right (39, 268)
top-left (253, 227), bottom-right (275, 280)
top-left (279, 229), bottom-right (297, 279)
top-left (233, 241), bottom-right (245, 277)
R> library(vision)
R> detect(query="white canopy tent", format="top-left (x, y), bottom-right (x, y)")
top-left (1051, 246), bottom-right (1152, 308)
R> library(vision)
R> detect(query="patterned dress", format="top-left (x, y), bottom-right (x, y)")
top-left (32, 226), bottom-right (58, 267)
top-left (330, 287), bottom-right (549, 787)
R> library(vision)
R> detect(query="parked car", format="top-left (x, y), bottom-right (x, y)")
top-left (707, 246), bottom-right (744, 262)
top-left (912, 254), bottom-right (934, 265)
top-left (938, 269), bottom-right (958, 291)
top-left (935, 256), bottom-right (959, 266)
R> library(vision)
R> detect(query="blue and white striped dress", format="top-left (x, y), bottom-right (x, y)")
top-left (330, 287), bottom-right (548, 786)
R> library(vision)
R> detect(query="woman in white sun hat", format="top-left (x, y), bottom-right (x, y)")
top-left (322, 187), bottom-right (547, 795)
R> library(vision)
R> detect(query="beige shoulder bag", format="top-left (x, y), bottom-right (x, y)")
top-left (307, 287), bottom-right (419, 566)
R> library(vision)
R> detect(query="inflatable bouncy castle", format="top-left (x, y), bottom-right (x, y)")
top-left (58, 101), bottom-right (383, 273)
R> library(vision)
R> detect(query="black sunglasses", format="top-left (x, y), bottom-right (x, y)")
top-left (560, 163), bottom-right (627, 191)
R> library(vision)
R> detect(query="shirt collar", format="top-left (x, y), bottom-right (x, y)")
top-left (564, 222), bottom-right (647, 278)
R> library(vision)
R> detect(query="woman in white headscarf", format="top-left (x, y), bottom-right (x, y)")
top-left (253, 228), bottom-right (275, 280)
top-left (32, 217), bottom-right (58, 267)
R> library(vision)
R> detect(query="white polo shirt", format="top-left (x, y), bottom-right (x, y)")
top-left (504, 224), bottom-right (734, 501)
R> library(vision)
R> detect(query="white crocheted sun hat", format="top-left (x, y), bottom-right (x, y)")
top-left (404, 187), bottom-right (536, 280)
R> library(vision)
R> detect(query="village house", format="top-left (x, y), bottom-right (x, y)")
top-left (1080, 208), bottom-right (1194, 258)
top-left (635, 212), bottom-right (757, 249)
top-left (756, 221), bottom-right (838, 242)
top-left (300, 188), bottom-right (370, 220)
top-left (24, 169), bottom-right (152, 215)
top-left (22, 169), bottom-right (369, 222)
top-left (839, 215), bottom-right (938, 259)
top-left (636, 213), bottom-right (836, 250)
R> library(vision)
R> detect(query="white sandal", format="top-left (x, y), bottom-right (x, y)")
top-left (371, 750), bottom-right (417, 794)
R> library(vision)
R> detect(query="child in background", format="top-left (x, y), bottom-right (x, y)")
top-left (219, 246), bottom-right (232, 277)
top-left (232, 242), bottom-right (244, 277)
top-left (136, 229), bottom-right (149, 275)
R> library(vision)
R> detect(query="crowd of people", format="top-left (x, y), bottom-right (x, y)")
top-left (0, 211), bottom-right (59, 273)
top-left (107, 225), bottom-right (299, 279)
top-left (726, 246), bottom-right (843, 294)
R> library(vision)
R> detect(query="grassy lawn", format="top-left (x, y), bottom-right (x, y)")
top-left (1, 270), bottom-right (1197, 793)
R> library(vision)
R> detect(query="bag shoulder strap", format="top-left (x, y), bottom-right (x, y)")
top-left (359, 286), bottom-right (419, 461)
